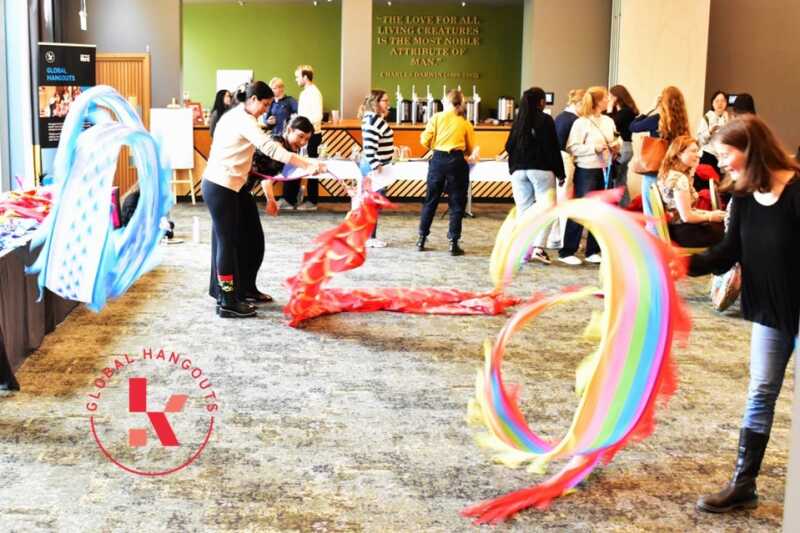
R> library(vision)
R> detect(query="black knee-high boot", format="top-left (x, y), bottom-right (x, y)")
top-left (697, 428), bottom-right (769, 513)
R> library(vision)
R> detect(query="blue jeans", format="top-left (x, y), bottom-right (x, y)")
top-left (614, 141), bottom-right (633, 207)
top-left (560, 167), bottom-right (604, 258)
top-left (510, 169), bottom-right (556, 248)
top-left (743, 323), bottom-right (797, 434)
top-left (418, 151), bottom-right (469, 241)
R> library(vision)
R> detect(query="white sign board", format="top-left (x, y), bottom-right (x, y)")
top-left (216, 69), bottom-right (253, 93)
top-left (149, 108), bottom-right (194, 170)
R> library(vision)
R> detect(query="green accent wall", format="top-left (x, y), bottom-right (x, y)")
top-left (183, 3), bottom-right (341, 111)
top-left (372, 4), bottom-right (523, 119)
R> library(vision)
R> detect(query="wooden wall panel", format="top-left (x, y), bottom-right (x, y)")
top-left (96, 53), bottom-right (151, 197)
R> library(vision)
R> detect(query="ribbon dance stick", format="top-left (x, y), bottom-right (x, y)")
top-left (465, 192), bottom-right (690, 523)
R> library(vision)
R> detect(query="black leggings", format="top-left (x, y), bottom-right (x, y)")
top-left (206, 181), bottom-right (265, 300)
top-left (669, 221), bottom-right (725, 248)
top-left (203, 179), bottom-right (239, 284)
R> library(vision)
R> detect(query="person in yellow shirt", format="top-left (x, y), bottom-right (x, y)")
top-left (417, 90), bottom-right (477, 256)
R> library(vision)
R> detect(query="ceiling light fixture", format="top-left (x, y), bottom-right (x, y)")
top-left (79, 0), bottom-right (87, 31)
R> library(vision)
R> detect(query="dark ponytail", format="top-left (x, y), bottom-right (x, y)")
top-left (245, 81), bottom-right (274, 101)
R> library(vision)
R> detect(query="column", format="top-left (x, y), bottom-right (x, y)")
top-left (340, 0), bottom-right (372, 119)
top-left (520, 0), bottom-right (612, 106)
top-left (616, 0), bottom-right (711, 126)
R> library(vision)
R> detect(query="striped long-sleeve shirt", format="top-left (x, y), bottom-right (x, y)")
top-left (361, 112), bottom-right (394, 170)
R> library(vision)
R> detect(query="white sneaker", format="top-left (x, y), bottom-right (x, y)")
top-left (558, 255), bottom-right (582, 266)
top-left (365, 238), bottom-right (387, 248)
top-left (295, 201), bottom-right (318, 211)
top-left (585, 254), bottom-right (602, 264)
top-left (277, 198), bottom-right (294, 210)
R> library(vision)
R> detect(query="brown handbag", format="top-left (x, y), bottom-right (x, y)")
top-left (632, 136), bottom-right (669, 174)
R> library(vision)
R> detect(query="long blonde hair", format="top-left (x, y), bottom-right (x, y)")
top-left (567, 88), bottom-right (585, 106)
top-left (357, 90), bottom-right (387, 119)
top-left (578, 86), bottom-right (608, 117)
top-left (657, 86), bottom-right (690, 142)
top-left (446, 89), bottom-right (466, 117)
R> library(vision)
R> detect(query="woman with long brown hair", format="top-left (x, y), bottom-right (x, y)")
top-left (607, 84), bottom-right (639, 206)
top-left (657, 135), bottom-right (726, 247)
top-left (630, 86), bottom-right (690, 214)
top-left (688, 115), bottom-right (800, 513)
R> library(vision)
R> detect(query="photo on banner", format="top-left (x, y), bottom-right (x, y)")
top-left (36, 43), bottom-right (96, 149)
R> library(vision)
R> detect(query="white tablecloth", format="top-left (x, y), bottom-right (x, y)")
top-left (283, 159), bottom-right (512, 191)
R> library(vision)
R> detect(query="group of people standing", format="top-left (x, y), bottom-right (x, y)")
top-left (198, 72), bottom-right (800, 520)
top-left (505, 83), bottom-right (762, 265)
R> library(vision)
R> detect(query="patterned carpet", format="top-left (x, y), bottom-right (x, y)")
top-left (0, 202), bottom-right (790, 532)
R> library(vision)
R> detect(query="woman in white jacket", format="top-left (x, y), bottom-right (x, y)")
top-left (695, 90), bottom-right (730, 185)
top-left (559, 86), bottom-right (620, 266)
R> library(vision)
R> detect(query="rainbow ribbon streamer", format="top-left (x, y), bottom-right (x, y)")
top-left (464, 193), bottom-right (690, 524)
top-left (27, 85), bottom-right (172, 311)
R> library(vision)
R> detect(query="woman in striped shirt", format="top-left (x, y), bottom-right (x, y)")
top-left (358, 90), bottom-right (394, 248)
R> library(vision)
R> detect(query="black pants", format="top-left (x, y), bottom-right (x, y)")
top-left (203, 179), bottom-right (239, 288)
top-left (205, 181), bottom-right (265, 301)
top-left (560, 167), bottom-right (604, 258)
top-left (669, 221), bottom-right (724, 248)
top-left (282, 132), bottom-right (322, 205)
top-left (418, 151), bottom-right (469, 241)
top-left (695, 151), bottom-right (720, 191)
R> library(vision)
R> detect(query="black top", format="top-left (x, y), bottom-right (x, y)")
top-left (554, 110), bottom-right (579, 151)
top-left (249, 135), bottom-right (292, 191)
top-left (505, 111), bottom-right (565, 178)
top-left (630, 113), bottom-right (660, 137)
top-left (689, 177), bottom-right (800, 335)
top-left (609, 107), bottom-right (636, 142)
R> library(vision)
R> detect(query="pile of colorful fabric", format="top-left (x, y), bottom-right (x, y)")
top-left (0, 188), bottom-right (52, 223)
top-left (284, 190), bottom-right (520, 327)
top-left (0, 188), bottom-right (53, 253)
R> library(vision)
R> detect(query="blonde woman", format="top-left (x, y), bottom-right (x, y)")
top-left (630, 85), bottom-right (691, 214)
top-left (559, 86), bottom-right (620, 265)
top-left (417, 89), bottom-right (477, 256)
top-left (358, 89), bottom-right (394, 247)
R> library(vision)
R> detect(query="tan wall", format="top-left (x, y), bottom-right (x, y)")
top-left (521, 0), bottom-right (612, 109)
top-left (340, 0), bottom-right (372, 119)
top-left (617, 0), bottom-right (710, 127)
top-left (706, 0), bottom-right (800, 151)
top-left (61, 0), bottom-right (182, 108)
top-left (615, 0), bottom-right (710, 199)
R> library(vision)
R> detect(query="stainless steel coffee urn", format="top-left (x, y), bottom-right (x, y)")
top-left (398, 100), bottom-right (412, 123)
top-left (395, 85), bottom-right (405, 125)
top-left (497, 96), bottom-right (515, 122)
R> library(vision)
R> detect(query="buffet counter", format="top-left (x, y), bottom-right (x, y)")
top-left (184, 120), bottom-right (513, 201)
